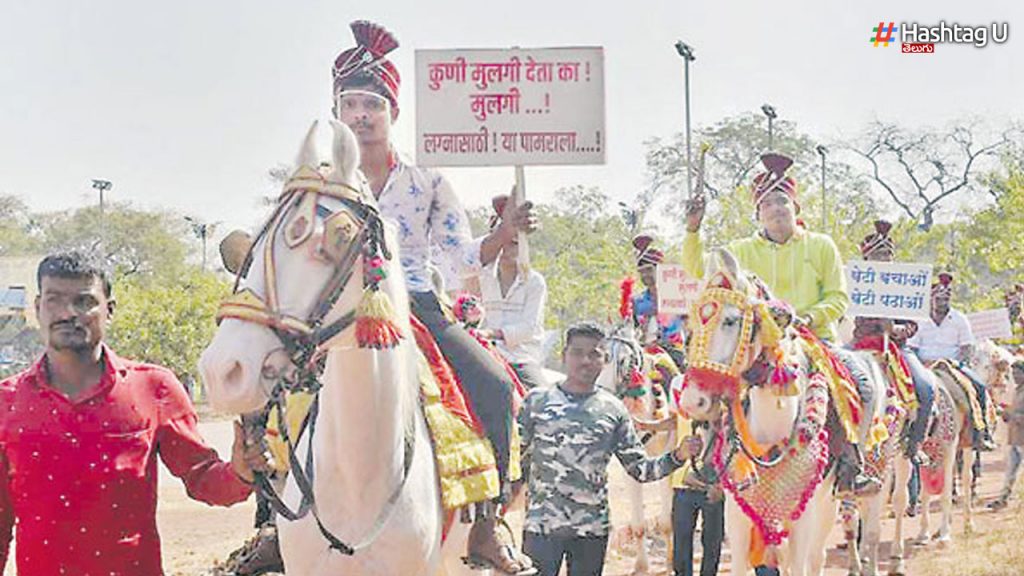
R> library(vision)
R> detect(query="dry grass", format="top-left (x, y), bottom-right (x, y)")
top-left (908, 498), bottom-right (1024, 576)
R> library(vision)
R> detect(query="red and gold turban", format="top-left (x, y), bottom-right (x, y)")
top-left (332, 21), bottom-right (401, 114)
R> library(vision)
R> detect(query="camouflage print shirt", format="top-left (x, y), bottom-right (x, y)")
top-left (519, 385), bottom-right (683, 537)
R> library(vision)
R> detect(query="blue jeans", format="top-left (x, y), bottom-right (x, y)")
top-left (908, 462), bottom-right (921, 505)
top-left (672, 489), bottom-right (724, 576)
top-left (833, 346), bottom-right (873, 413)
top-left (957, 362), bottom-right (991, 420)
top-left (903, 349), bottom-right (936, 447)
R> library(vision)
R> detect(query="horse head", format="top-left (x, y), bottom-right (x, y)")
top-left (678, 249), bottom-right (796, 421)
top-left (199, 120), bottom-right (409, 414)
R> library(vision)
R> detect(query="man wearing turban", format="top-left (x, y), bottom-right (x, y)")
top-left (682, 153), bottom-right (879, 500)
top-left (332, 21), bottom-right (537, 575)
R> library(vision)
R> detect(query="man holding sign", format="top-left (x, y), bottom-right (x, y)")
top-left (630, 235), bottom-right (686, 371)
top-left (331, 21), bottom-right (538, 574)
top-left (850, 221), bottom-right (935, 464)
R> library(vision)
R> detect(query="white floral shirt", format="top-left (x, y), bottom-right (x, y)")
top-left (377, 154), bottom-right (483, 293)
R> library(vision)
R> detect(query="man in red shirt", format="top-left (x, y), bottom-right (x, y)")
top-left (0, 252), bottom-right (265, 575)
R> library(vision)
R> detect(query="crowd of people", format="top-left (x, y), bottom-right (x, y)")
top-left (2, 18), bottom-right (1022, 576)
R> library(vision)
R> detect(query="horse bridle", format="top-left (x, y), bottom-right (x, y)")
top-left (217, 166), bottom-right (390, 391)
top-left (215, 166), bottom-right (413, 556)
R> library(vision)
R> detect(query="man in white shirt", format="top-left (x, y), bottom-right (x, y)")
top-left (907, 272), bottom-right (996, 450)
top-left (331, 21), bottom-right (537, 574)
top-left (477, 195), bottom-right (549, 390)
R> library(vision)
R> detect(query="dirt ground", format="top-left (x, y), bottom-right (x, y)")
top-left (7, 418), bottom-right (1009, 576)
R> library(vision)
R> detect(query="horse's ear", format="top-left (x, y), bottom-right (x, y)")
top-left (295, 120), bottom-right (319, 169)
top-left (716, 248), bottom-right (740, 280)
top-left (328, 120), bottom-right (360, 184)
top-left (220, 230), bottom-right (253, 275)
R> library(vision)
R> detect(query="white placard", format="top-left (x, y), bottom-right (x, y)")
top-left (656, 265), bottom-right (703, 315)
top-left (845, 261), bottom-right (932, 320)
top-left (415, 47), bottom-right (605, 167)
top-left (967, 308), bottom-right (1013, 340)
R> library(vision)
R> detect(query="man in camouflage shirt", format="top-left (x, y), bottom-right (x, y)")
top-left (517, 322), bottom-right (698, 576)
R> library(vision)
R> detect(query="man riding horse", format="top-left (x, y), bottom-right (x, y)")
top-left (682, 152), bottom-right (879, 497)
top-left (226, 20), bottom-right (538, 576)
top-left (851, 220), bottom-right (936, 465)
top-left (907, 272), bottom-right (997, 452)
top-left (629, 234), bottom-right (687, 373)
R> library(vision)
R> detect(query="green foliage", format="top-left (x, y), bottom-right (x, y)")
top-left (0, 195), bottom-right (44, 256)
top-left (39, 202), bottom-right (191, 282)
top-left (528, 186), bottom-right (635, 330)
top-left (890, 161), bottom-right (1024, 311)
top-left (107, 269), bottom-right (229, 385)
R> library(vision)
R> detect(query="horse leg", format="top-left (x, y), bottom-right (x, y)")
top-left (839, 498), bottom-right (863, 576)
top-left (888, 456), bottom-right (911, 576)
top-left (725, 498), bottom-right (752, 576)
top-left (971, 449), bottom-right (982, 506)
top-left (792, 482), bottom-right (837, 576)
top-left (658, 477), bottom-right (675, 569)
top-left (936, 444), bottom-right (958, 544)
top-left (961, 447), bottom-right (976, 535)
top-left (915, 477), bottom-right (932, 545)
top-left (860, 487), bottom-right (885, 576)
top-left (626, 477), bottom-right (649, 574)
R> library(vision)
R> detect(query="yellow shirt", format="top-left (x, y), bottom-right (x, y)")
top-left (682, 227), bottom-right (850, 341)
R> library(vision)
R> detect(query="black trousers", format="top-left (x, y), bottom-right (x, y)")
top-left (672, 489), bottom-right (724, 576)
top-left (523, 532), bottom-right (609, 576)
top-left (411, 291), bottom-right (515, 490)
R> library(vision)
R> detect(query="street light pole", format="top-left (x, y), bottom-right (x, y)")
top-left (675, 40), bottom-right (696, 199)
top-left (761, 104), bottom-right (777, 150)
top-left (816, 145), bottom-right (828, 231)
top-left (185, 217), bottom-right (216, 271)
top-left (91, 179), bottom-right (112, 254)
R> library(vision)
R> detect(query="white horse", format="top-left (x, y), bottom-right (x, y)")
top-left (599, 321), bottom-right (677, 574)
top-left (677, 250), bottom-right (901, 576)
top-left (199, 120), bottom-right (488, 576)
top-left (912, 363), bottom-right (976, 547)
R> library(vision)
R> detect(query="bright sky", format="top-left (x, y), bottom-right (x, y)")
top-left (1, 0), bottom-right (1020, 245)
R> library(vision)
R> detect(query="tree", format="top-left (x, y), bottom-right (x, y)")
top-left (107, 269), bottom-right (230, 388)
top-left (0, 195), bottom-right (44, 256)
top-left (847, 120), bottom-right (1019, 231)
top-left (37, 202), bottom-right (192, 282)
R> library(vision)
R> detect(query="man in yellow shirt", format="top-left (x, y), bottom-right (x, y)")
top-left (682, 153), bottom-right (848, 341)
top-left (681, 153), bottom-right (877, 501)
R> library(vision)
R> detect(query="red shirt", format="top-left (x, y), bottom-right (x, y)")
top-left (0, 347), bottom-right (252, 575)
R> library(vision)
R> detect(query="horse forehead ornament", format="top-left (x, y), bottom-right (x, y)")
top-left (685, 267), bottom-right (793, 398)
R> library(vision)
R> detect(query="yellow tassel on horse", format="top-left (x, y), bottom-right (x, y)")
top-left (355, 288), bottom-right (404, 349)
